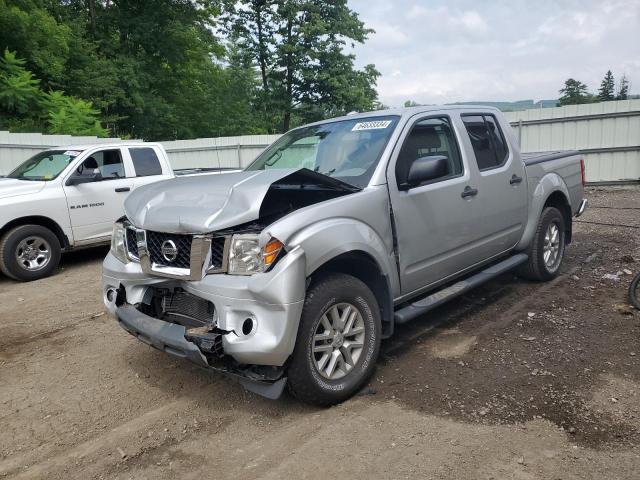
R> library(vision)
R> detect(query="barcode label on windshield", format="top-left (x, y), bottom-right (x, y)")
top-left (352, 120), bottom-right (392, 131)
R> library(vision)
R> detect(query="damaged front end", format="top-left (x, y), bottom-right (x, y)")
top-left (104, 168), bottom-right (360, 398)
top-left (106, 280), bottom-right (296, 399)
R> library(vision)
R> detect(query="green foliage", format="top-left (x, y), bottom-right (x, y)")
top-left (43, 90), bottom-right (108, 136)
top-left (598, 70), bottom-right (615, 101)
top-left (0, 49), bottom-right (41, 114)
top-left (617, 75), bottom-right (629, 100)
top-left (0, 49), bottom-right (107, 136)
top-left (558, 78), bottom-right (593, 106)
top-left (223, 0), bottom-right (380, 132)
top-left (0, 0), bottom-right (379, 138)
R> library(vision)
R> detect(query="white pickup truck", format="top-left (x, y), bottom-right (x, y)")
top-left (0, 143), bottom-right (230, 281)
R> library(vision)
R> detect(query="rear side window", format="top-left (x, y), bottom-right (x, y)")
top-left (461, 114), bottom-right (509, 170)
top-left (130, 147), bottom-right (162, 176)
top-left (396, 116), bottom-right (463, 187)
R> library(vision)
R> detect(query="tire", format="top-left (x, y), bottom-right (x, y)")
top-left (518, 206), bottom-right (566, 281)
top-left (0, 225), bottom-right (61, 281)
top-left (629, 272), bottom-right (640, 310)
top-left (287, 273), bottom-right (382, 406)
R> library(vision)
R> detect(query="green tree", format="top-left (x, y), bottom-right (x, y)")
top-left (617, 74), bottom-right (629, 100)
top-left (224, 0), bottom-right (380, 132)
top-left (597, 70), bottom-right (615, 101)
top-left (404, 100), bottom-right (420, 107)
top-left (0, 49), bottom-right (107, 136)
top-left (558, 78), bottom-right (592, 106)
top-left (0, 49), bottom-right (41, 115)
top-left (43, 90), bottom-right (108, 136)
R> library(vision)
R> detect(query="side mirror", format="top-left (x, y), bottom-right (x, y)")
top-left (404, 155), bottom-right (449, 189)
top-left (66, 168), bottom-right (103, 186)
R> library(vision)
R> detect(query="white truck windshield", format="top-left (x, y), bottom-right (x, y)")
top-left (7, 150), bottom-right (82, 181)
top-left (247, 116), bottom-right (399, 188)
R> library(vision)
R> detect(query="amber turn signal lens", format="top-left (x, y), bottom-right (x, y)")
top-left (262, 238), bottom-right (284, 267)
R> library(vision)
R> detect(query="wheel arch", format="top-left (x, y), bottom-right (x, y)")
top-left (0, 216), bottom-right (70, 249)
top-left (543, 190), bottom-right (572, 244)
top-left (516, 173), bottom-right (572, 251)
top-left (308, 250), bottom-right (395, 338)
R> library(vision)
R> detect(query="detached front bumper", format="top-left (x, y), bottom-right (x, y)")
top-left (102, 246), bottom-right (306, 368)
top-left (115, 303), bottom-right (288, 399)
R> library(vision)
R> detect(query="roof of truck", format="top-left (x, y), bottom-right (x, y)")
top-left (51, 142), bottom-right (162, 151)
top-left (304, 104), bottom-right (502, 128)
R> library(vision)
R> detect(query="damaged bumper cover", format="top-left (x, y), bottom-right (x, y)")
top-left (103, 246), bottom-right (306, 398)
top-left (115, 304), bottom-right (287, 399)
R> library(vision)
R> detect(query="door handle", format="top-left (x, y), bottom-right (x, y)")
top-left (510, 174), bottom-right (523, 185)
top-left (461, 186), bottom-right (478, 198)
top-left (115, 187), bottom-right (131, 193)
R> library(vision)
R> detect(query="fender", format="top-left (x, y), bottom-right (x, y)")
top-left (0, 215), bottom-right (72, 249)
top-left (263, 185), bottom-right (401, 297)
top-left (516, 172), bottom-right (570, 251)
top-left (284, 217), bottom-right (395, 277)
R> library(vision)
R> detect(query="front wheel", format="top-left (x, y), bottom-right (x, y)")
top-left (287, 273), bottom-right (381, 406)
top-left (0, 225), bottom-right (61, 281)
top-left (518, 206), bottom-right (566, 281)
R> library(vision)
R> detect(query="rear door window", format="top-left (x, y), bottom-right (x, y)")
top-left (130, 147), bottom-right (163, 177)
top-left (461, 114), bottom-right (509, 170)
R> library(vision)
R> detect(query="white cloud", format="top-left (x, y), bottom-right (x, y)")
top-left (348, 0), bottom-right (640, 106)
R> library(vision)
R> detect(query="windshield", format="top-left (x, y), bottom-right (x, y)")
top-left (7, 150), bottom-right (83, 181)
top-left (246, 115), bottom-right (399, 188)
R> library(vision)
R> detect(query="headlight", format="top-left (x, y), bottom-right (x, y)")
top-left (228, 234), bottom-right (284, 275)
top-left (110, 221), bottom-right (128, 264)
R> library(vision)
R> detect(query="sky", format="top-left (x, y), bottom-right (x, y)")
top-left (347, 0), bottom-right (640, 107)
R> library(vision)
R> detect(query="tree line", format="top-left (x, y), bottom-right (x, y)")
top-left (0, 0), bottom-right (380, 139)
top-left (558, 70), bottom-right (630, 106)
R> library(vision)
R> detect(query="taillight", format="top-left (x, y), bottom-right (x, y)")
top-left (580, 158), bottom-right (586, 186)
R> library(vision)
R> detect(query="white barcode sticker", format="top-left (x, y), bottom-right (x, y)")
top-left (351, 120), bottom-right (392, 131)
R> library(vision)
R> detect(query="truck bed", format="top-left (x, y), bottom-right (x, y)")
top-left (522, 150), bottom-right (580, 166)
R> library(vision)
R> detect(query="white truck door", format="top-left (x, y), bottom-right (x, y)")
top-left (62, 148), bottom-right (134, 243)
top-left (126, 146), bottom-right (173, 189)
top-left (459, 113), bottom-right (527, 261)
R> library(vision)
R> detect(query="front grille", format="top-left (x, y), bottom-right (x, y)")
top-left (146, 231), bottom-right (192, 269)
top-left (161, 289), bottom-right (215, 326)
top-left (125, 228), bottom-right (138, 259)
top-left (210, 236), bottom-right (226, 269)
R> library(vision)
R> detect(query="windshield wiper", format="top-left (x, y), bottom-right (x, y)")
top-left (313, 166), bottom-right (336, 177)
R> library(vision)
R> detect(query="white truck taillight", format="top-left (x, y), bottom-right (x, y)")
top-left (580, 158), bottom-right (586, 186)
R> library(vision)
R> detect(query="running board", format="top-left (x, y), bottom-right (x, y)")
top-left (394, 253), bottom-right (528, 325)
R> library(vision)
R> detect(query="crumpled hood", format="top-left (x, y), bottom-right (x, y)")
top-left (0, 178), bottom-right (46, 199)
top-left (125, 169), bottom-right (304, 233)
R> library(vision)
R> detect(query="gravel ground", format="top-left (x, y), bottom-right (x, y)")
top-left (1, 186), bottom-right (639, 479)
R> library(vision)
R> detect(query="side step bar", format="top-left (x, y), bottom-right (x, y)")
top-left (394, 253), bottom-right (528, 325)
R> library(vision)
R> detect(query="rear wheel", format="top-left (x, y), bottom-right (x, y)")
top-left (0, 225), bottom-right (61, 281)
top-left (287, 273), bottom-right (381, 406)
top-left (518, 206), bottom-right (566, 281)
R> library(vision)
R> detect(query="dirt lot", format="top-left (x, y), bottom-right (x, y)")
top-left (1, 186), bottom-right (640, 479)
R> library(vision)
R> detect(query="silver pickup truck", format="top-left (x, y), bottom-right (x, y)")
top-left (102, 106), bottom-right (587, 405)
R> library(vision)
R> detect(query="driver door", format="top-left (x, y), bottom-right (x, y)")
top-left (63, 148), bottom-right (133, 243)
top-left (388, 115), bottom-right (485, 297)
